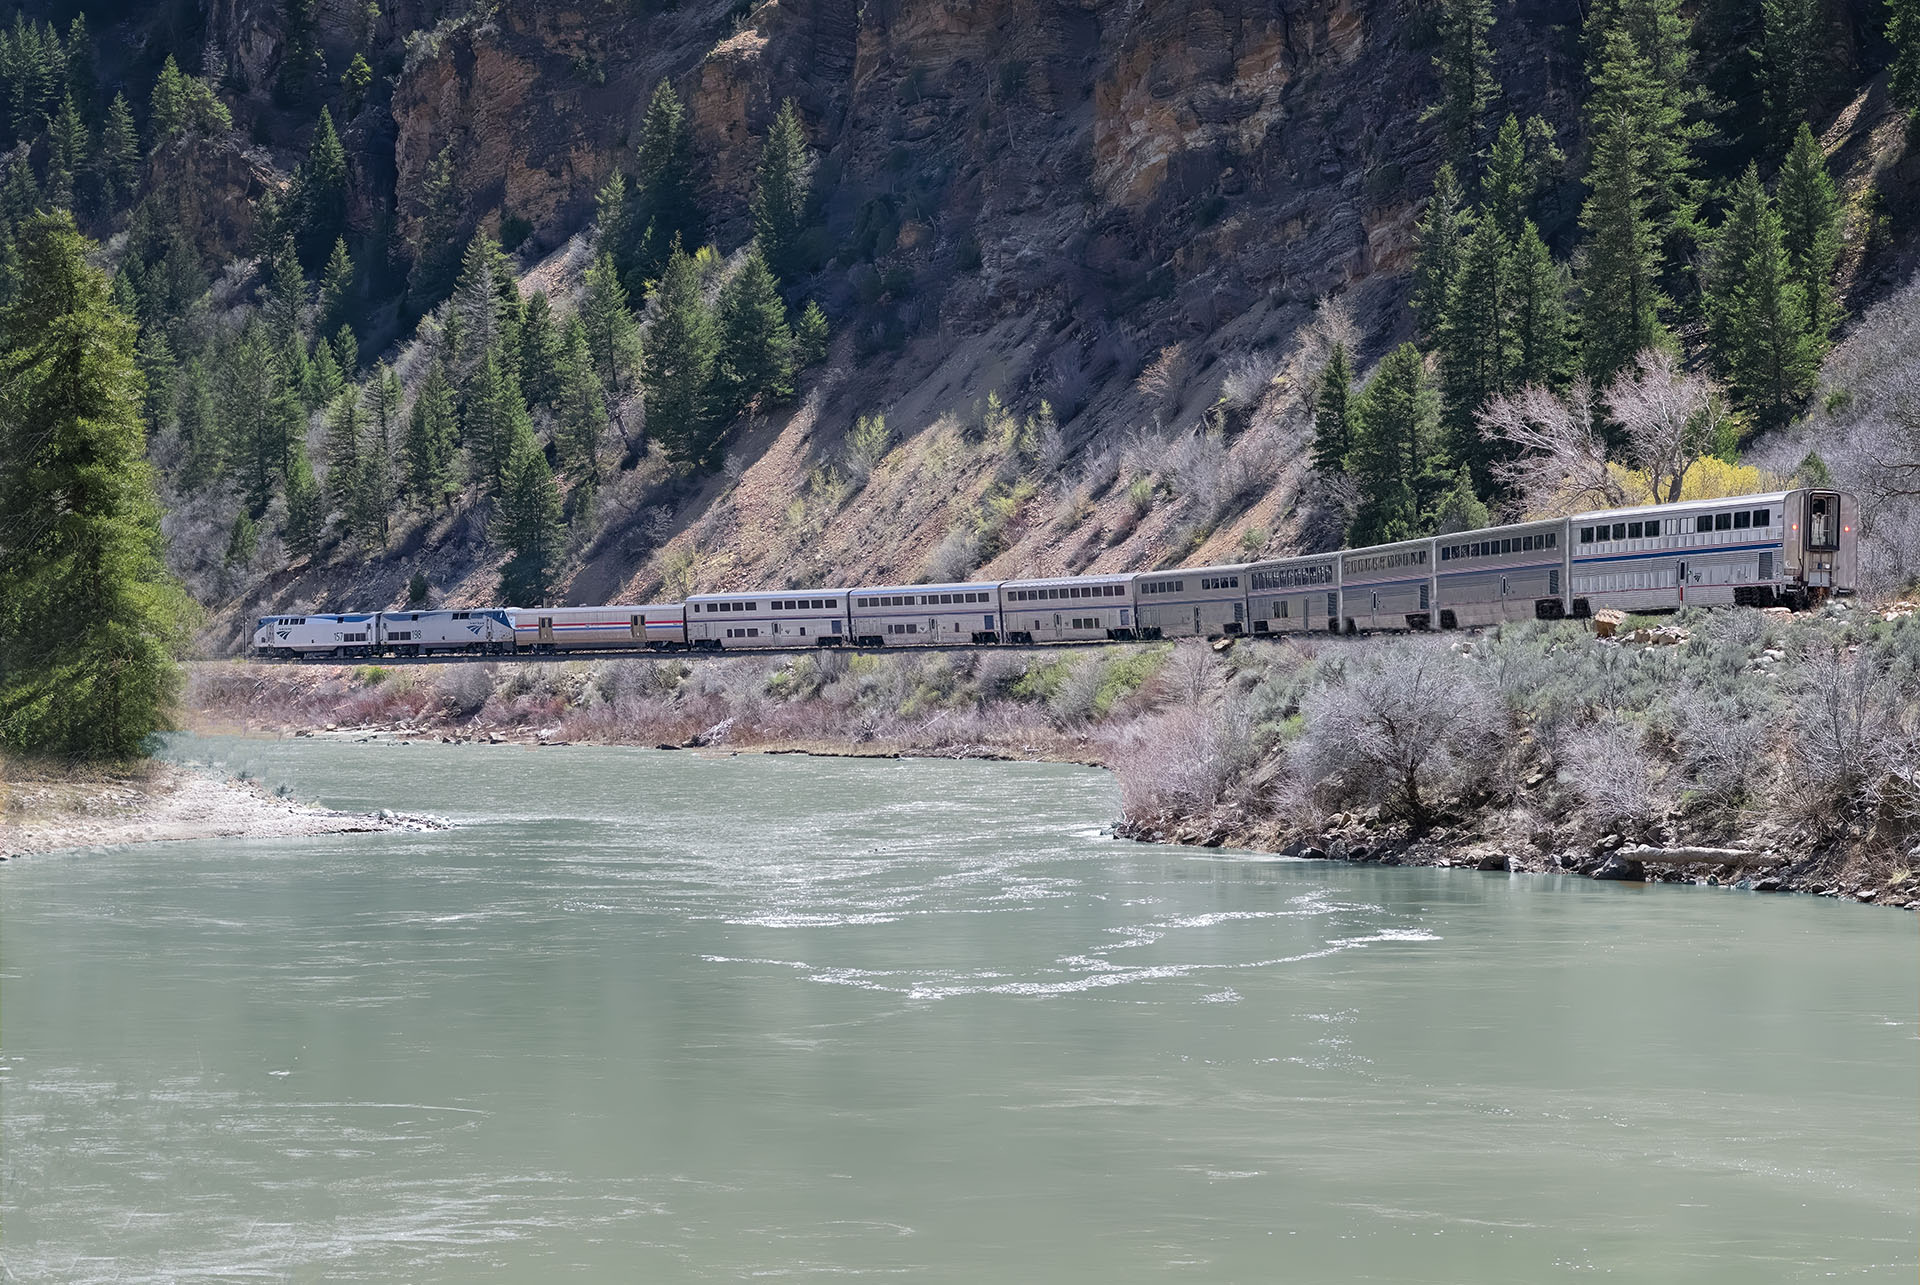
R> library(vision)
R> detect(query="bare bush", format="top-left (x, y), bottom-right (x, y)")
top-left (1293, 642), bottom-right (1504, 823)
top-left (1481, 381), bottom-right (1626, 517)
top-left (1108, 695), bottom-right (1257, 822)
top-left (1562, 717), bottom-right (1668, 832)
top-left (1668, 688), bottom-right (1771, 811)
top-left (924, 524), bottom-right (981, 582)
top-left (1159, 640), bottom-right (1217, 706)
top-left (435, 664), bottom-right (498, 719)
top-left (1219, 350), bottom-right (1283, 411)
top-left (1048, 653), bottom-right (1107, 725)
top-left (1605, 349), bottom-right (1729, 505)
top-left (1785, 643), bottom-right (1914, 811)
top-left (1134, 342), bottom-right (1190, 408)
top-left (843, 412), bottom-right (893, 485)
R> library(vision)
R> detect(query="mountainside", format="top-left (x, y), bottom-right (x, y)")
top-left (4, 0), bottom-right (1919, 655)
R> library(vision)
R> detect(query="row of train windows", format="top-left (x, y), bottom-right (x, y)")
top-left (1441, 532), bottom-right (1558, 561)
top-left (1580, 509), bottom-right (1770, 542)
top-left (1346, 549), bottom-right (1428, 573)
top-left (387, 631), bottom-right (412, 641)
top-left (885, 623), bottom-right (922, 634)
top-left (339, 632), bottom-right (369, 642)
top-left (724, 627), bottom-right (761, 638)
top-left (1010, 584), bottom-right (1126, 601)
top-left (1251, 566), bottom-right (1332, 590)
top-left (1068, 618), bottom-right (1101, 629)
top-left (771, 598), bottom-right (838, 611)
top-left (859, 592), bottom-right (989, 608)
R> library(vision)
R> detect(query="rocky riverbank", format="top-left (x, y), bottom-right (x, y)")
top-left (0, 756), bottom-right (447, 859)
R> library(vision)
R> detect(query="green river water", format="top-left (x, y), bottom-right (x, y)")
top-left (1, 735), bottom-right (1913, 1282)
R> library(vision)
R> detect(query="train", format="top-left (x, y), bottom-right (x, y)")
top-left (251, 488), bottom-right (1859, 660)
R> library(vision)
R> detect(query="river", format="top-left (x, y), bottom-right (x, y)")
top-left (2, 736), bottom-right (1913, 1282)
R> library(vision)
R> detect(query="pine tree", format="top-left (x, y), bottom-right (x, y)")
top-left (97, 92), bottom-right (139, 211)
top-left (1578, 106), bottom-right (1668, 386)
top-left (1759, 0), bottom-right (1824, 148)
top-left (406, 358), bottom-right (458, 507)
top-left (0, 212), bottom-right (191, 759)
top-left (225, 510), bottom-right (257, 567)
top-left (276, 0), bottom-right (323, 108)
top-left (149, 55), bottom-right (189, 146)
top-left (1438, 214), bottom-right (1514, 491)
top-left (1706, 166), bottom-right (1818, 428)
top-left (621, 80), bottom-right (703, 298)
top-left (1776, 123), bottom-right (1841, 344)
top-left (493, 422), bottom-right (563, 607)
top-left (751, 99), bottom-right (813, 283)
top-left (519, 289), bottom-right (561, 406)
top-left (283, 438), bottom-right (322, 557)
top-left (348, 410), bottom-right (391, 549)
top-left (1508, 221), bottom-right (1573, 389)
top-left (306, 338), bottom-right (343, 409)
top-left (64, 15), bottom-right (95, 122)
top-left (1348, 343), bottom-right (1448, 545)
top-left (1411, 164), bottom-right (1468, 345)
top-left (341, 52), bottom-right (372, 118)
top-left (292, 109), bottom-right (348, 270)
top-left (1310, 341), bottom-right (1354, 476)
top-left (330, 324), bottom-right (357, 378)
top-left (45, 92), bottom-right (85, 210)
top-left (216, 319), bottom-right (303, 515)
top-left (463, 349), bottom-right (531, 494)
top-left (1892, 0), bottom-right (1920, 119)
top-left (580, 249), bottom-right (641, 393)
top-left (1582, 0), bottom-right (1705, 265)
top-left (793, 299), bottom-right (829, 368)
top-left (262, 234), bottom-right (310, 395)
top-left (451, 231), bottom-right (523, 379)
top-left (177, 356), bottom-right (223, 487)
top-left (557, 318), bottom-right (609, 479)
top-left (325, 385), bottom-right (363, 514)
top-left (643, 244), bottom-right (720, 466)
top-left (136, 325), bottom-right (178, 443)
top-left (593, 169), bottom-right (633, 277)
top-left (1426, 0), bottom-right (1496, 165)
top-left (406, 143), bottom-right (462, 311)
top-left (319, 237), bottom-right (355, 339)
top-left (712, 246), bottom-right (794, 422)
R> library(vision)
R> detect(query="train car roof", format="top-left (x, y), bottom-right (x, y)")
top-left (504, 602), bottom-right (682, 612)
top-left (1339, 536), bottom-right (1432, 556)
top-left (684, 587), bottom-right (855, 601)
top-left (1572, 491), bottom-right (1795, 524)
top-left (1000, 570), bottom-right (1138, 586)
top-left (849, 580), bottom-right (1001, 595)
top-left (1134, 561), bottom-right (1254, 578)
top-left (1432, 515), bottom-right (1568, 540)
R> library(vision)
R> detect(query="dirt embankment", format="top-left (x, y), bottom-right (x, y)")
top-left (0, 757), bottom-right (445, 860)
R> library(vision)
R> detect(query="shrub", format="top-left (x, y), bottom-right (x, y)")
top-left (1562, 717), bottom-right (1668, 834)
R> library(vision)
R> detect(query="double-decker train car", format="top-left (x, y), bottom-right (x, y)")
top-left (378, 609), bottom-right (517, 655)
top-left (252, 613), bottom-right (380, 659)
top-left (258, 489), bottom-right (1859, 661)
top-left (1434, 518), bottom-right (1567, 628)
top-left (1134, 563), bottom-right (1252, 638)
top-left (849, 581), bottom-right (1002, 646)
top-left (685, 589), bottom-right (852, 649)
top-left (999, 574), bottom-right (1137, 644)
top-left (511, 604), bottom-right (686, 653)
top-left (1246, 553), bottom-right (1341, 634)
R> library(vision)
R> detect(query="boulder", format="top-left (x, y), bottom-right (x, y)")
top-left (1591, 854), bottom-right (1645, 881)
top-left (1476, 853), bottom-right (1510, 872)
top-left (1592, 608), bottom-right (1627, 638)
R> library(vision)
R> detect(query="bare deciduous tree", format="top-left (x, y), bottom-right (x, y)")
top-left (1605, 349), bottom-right (1729, 505)
top-left (1480, 380), bottom-right (1625, 517)
top-left (1563, 716), bottom-right (1668, 832)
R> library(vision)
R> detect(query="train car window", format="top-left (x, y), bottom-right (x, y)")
top-left (1548, 532), bottom-right (1558, 547)
top-left (1694, 516), bottom-right (1711, 533)
top-left (1714, 512), bottom-right (1732, 530)
top-left (1733, 510), bottom-right (1750, 529)
top-left (1624, 522), bottom-right (1639, 538)
top-left (1752, 509), bottom-right (1770, 527)
top-left (1608, 522), bottom-right (1624, 539)
top-left (1579, 528), bottom-right (1593, 543)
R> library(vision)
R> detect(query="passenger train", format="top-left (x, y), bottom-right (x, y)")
top-left (251, 489), bottom-right (1858, 659)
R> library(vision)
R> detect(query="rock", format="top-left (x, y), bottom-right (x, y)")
top-left (1754, 878), bottom-right (1784, 892)
top-left (1591, 854), bottom-right (1645, 881)
top-left (1378, 853), bottom-right (1402, 866)
top-left (1523, 771), bottom-right (1546, 789)
top-left (1592, 608), bottom-right (1627, 638)
top-left (1476, 853), bottom-right (1510, 872)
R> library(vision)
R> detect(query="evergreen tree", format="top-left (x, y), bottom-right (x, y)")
top-left (216, 319), bottom-right (304, 515)
top-left (406, 358), bottom-right (458, 507)
top-left (1583, 0), bottom-right (1705, 264)
top-left (712, 246), bottom-right (794, 422)
top-left (1508, 220), bottom-right (1573, 389)
top-left (319, 237), bottom-right (355, 339)
top-left (330, 324), bottom-right (357, 378)
top-left (1426, 0), bottom-right (1497, 165)
top-left (492, 423), bottom-right (563, 607)
top-left (1438, 214), bottom-right (1515, 491)
top-left (519, 288), bottom-right (561, 406)
top-left (463, 348), bottom-right (531, 493)
top-left (1348, 343), bottom-right (1449, 545)
top-left (341, 52), bottom-right (372, 118)
top-left (149, 55), bottom-right (189, 146)
top-left (793, 299), bottom-right (829, 368)
top-left (136, 325), bottom-right (178, 442)
top-left (306, 338), bottom-right (343, 409)
top-left (751, 99), bottom-right (813, 283)
top-left (643, 244), bottom-right (720, 466)
top-left (45, 92), bottom-right (85, 211)
top-left (262, 234), bottom-right (310, 393)
top-left (97, 92), bottom-right (139, 210)
top-left (406, 143), bottom-right (462, 311)
top-left (1892, 0), bottom-right (1920, 119)
top-left (1776, 123), bottom-right (1841, 343)
top-left (580, 249), bottom-right (641, 393)
top-left (557, 318), bottom-right (609, 479)
top-left (64, 15), bottom-right (95, 122)
top-left (276, 0), bottom-right (323, 108)
top-left (325, 385), bottom-right (363, 514)
top-left (451, 231), bottom-right (523, 378)
top-left (1578, 107), bottom-right (1668, 386)
top-left (1310, 341), bottom-right (1354, 476)
top-left (593, 169), bottom-right (632, 278)
top-left (177, 356), bottom-right (223, 488)
top-left (283, 437), bottom-right (322, 557)
top-left (1411, 164), bottom-right (1468, 345)
top-left (0, 212), bottom-right (191, 759)
top-left (1706, 165), bottom-right (1818, 428)
top-left (348, 411), bottom-right (392, 549)
top-left (1759, 0), bottom-right (1824, 147)
top-left (292, 109), bottom-right (348, 270)
top-left (225, 510), bottom-right (257, 567)
top-left (619, 80), bottom-right (702, 298)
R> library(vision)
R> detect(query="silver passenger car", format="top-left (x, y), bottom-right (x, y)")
top-left (1134, 563), bottom-right (1251, 638)
top-left (685, 590), bottom-right (852, 649)
top-left (848, 581), bottom-right (1002, 646)
top-left (998, 573), bottom-right (1136, 644)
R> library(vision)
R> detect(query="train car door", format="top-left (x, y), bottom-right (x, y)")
top-left (630, 613), bottom-right (643, 640)
top-left (538, 616), bottom-right (554, 644)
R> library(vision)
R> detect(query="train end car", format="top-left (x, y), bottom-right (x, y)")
top-left (512, 604), bottom-right (688, 653)
top-left (1134, 563), bottom-right (1253, 639)
top-left (684, 590), bottom-right (852, 649)
top-left (999, 573), bottom-right (1137, 644)
top-left (847, 582), bottom-right (1003, 646)
top-left (379, 609), bottom-right (517, 655)
top-left (1246, 554), bottom-right (1341, 635)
